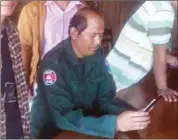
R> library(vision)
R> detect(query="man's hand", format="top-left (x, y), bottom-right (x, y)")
top-left (157, 88), bottom-right (178, 102)
top-left (167, 54), bottom-right (178, 67)
top-left (116, 110), bottom-right (150, 132)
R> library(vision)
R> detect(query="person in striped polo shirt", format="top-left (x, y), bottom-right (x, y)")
top-left (106, 1), bottom-right (177, 102)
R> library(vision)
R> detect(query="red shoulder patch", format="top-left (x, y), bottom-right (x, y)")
top-left (43, 70), bottom-right (57, 85)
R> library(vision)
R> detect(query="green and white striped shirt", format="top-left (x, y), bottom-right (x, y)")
top-left (106, 1), bottom-right (175, 92)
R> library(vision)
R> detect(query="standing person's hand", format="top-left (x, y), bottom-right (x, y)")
top-left (152, 48), bottom-right (178, 103)
top-left (116, 110), bottom-right (150, 132)
top-left (157, 88), bottom-right (178, 102)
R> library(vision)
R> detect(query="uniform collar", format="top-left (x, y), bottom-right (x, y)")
top-left (63, 38), bottom-right (103, 68)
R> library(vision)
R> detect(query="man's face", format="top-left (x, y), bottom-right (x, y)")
top-left (1, 1), bottom-right (18, 17)
top-left (73, 16), bottom-right (104, 57)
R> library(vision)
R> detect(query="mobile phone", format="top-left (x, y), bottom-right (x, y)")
top-left (144, 95), bottom-right (162, 112)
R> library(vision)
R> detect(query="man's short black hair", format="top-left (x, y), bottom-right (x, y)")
top-left (68, 7), bottom-right (101, 34)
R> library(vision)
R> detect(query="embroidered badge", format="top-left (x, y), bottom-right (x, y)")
top-left (43, 70), bottom-right (57, 85)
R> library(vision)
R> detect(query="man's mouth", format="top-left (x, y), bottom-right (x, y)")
top-left (89, 47), bottom-right (98, 51)
top-left (89, 45), bottom-right (100, 51)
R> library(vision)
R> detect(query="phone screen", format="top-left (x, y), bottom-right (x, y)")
top-left (144, 95), bottom-right (162, 112)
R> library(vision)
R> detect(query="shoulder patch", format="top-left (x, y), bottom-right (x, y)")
top-left (43, 69), bottom-right (57, 85)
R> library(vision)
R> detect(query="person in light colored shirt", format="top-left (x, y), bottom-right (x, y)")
top-left (42, 1), bottom-right (85, 58)
top-left (18, 1), bottom-right (85, 109)
top-left (106, 1), bottom-right (178, 102)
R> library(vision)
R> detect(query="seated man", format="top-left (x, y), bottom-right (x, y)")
top-left (31, 7), bottom-right (150, 138)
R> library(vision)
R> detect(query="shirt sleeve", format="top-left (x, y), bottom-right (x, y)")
top-left (147, 11), bottom-right (175, 45)
top-left (17, 2), bottom-right (34, 82)
top-left (37, 59), bottom-right (117, 138)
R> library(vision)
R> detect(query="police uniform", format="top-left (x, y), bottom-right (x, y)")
top-left (31, 38), bottom-right (133, 138)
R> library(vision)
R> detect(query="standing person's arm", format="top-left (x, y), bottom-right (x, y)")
top-left (18, 2), bottom-right (34, 84)
top-left (153, 45), bottom-right (177, 102)
top-left (153, 45), bottom-right (168, 90)
top-left (148, 11), bottom-right (178, 102)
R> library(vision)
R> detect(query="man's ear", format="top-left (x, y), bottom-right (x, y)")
top-left (70, 27), bottom-right (79, 39)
